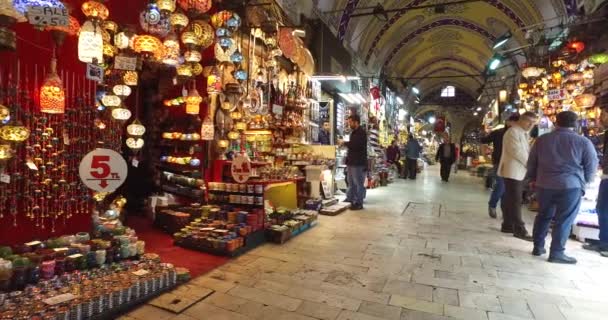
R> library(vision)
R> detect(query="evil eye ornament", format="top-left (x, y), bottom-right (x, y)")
top-left (219, 37), bottom-right (233, 50)
top-left (230, 50), bottom-right (243, 64)
top-left (216, 28), bottom-right (231, 37)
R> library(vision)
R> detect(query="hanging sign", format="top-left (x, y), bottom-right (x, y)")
top-left (27, 5), bottom-right (69, 27)
top-left (79, 148), bottom-right (128, 192)
top-left (86, 64), bottom-right (104, 82)
top-left (231, 154), bottom-right (252, 183)
top-left (547, 89), bottom-right (567, 100)
top-left (114, 56), bottom-right (138, 71)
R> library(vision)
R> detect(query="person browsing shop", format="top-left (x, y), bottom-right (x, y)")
top-left (527, 111), bottom-right (598, 264)
top-left (386, 139), bottom-right (402, 178)
top-left (405, 136), bottom-right (422, 180)
top-left (338, 114), bottom-right (368, 210)
top-left (498, 111), bottom-right (538, 241)
top-left (436, 133), bottom-right (456, 182)
top-left (481, 113), bottom-right (520, 218)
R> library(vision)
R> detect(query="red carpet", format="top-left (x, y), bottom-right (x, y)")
top-left (126, 216), bottom-right (229, 278)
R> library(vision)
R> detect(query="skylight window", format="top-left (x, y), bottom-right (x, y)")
top-left (441, 86), bottom-right (455, 97)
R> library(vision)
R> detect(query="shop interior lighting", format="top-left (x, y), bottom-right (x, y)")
top-left (338, 93), bottom-right (356, 104)
top-left (396, 97), bottom-right (404, 104)
top-left (476, 107), bottom-right (482, 111)
top-left (473, 112), bottom-right (479, 116)
top-left (411, 86), bottom-right (420, 94)
top-left (428, 116), bottom-right (436, 124)
top-left (492, 31), bottom-right (512, 49)
top-left (353, 93), bottom-right (367, 103)
top-left (488, 54), bottom-right (503, 70)
top-left (292, 29), bottom-right (306, 37)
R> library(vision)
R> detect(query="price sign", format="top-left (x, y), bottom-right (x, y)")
top-left (86, 64), bottom-right (103, 82)
top-left (272, 104), bottom-right (284, 115)
top-left (27, 5), bottom-right (68, 27)
top-left (79, 148), bottom-right (128, 192)
top-left (231, 154), bottom-right (252, 184)
top-left (547, 89), bottom-right (567, 101)
top-left (114, 56), bottom-right (138, 71)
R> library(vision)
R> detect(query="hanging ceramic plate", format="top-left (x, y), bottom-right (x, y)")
top-left (214, 42), bottom-right (237, 62)
top-left (301, 48), bottom-right (314, 75)
top-left (278, 28), bottom-right (297, 59)
top-left (291, 39), bottom-right (306, 67)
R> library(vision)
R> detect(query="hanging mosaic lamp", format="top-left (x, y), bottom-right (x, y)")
top-left (169, 12), bottom-right (189, 30)
top-left (101, 94), bottom-right (121, 107)
top-left (227, 130), bottom-right (239, 140)
top-left (0, 105), bottom-right (9, 123)
top-left (229, 110), bottom-right (242, 120)
top-left (132, 34), bottom-right (162, 56)
top-left (123, 71), bottom-right (138, 86)
top-left (211, 10), bottom-right (233, 29)
top-left (568, 41), bottom-right (585, 54)
top-left (40, 56), bottom-right (65, 114)
top-left (192, 20), bottom-right (214, 49)
top-left (140, 3), bottom-right (170, 37)
top-left (230, 49), bottom-right (244, 65)
top-left (235, 121), bottom-right (247, 131)
top-left (103, 20), bottom-right (118, 34)
top-left (575, 93), bottom-right (596, 108)
top-left (0, 144), bottom-right (12, 161)
top-left (207, 67), bottom-right (222, 93)
top-left (1, 0), bottom-right (26, 21)
top-left (103, 43), bottom-right (117, 58)
top-left (112, 107), bottom-right (132, 121)
top-left (81, 0), bottom-right (109, 21)
top-left (226, 14), bottom-right (241, 32)
top-left (185, 88), bottom-right (202, 115)
top-left (126, 137), bottom-right (144, 151)
top-left (176, 64), bottom-right (193, 78)
top-left (184, 50), bottom-right (201, 63)
top-left (113, 84), bottom-right (132, 98)
top-left (157, 0), bottom-right (176, 13)
top-left (0, 125), bottom-right (30, 143)
top-left (589, 53), bottom-right (608, 65)
top-left (521, 67), bottom-right (543, 79)
top-left (181, 31), bottom-right (198, 47)
top-left (234, 68), bottom-right (247, 82)
top-left (162, 33), bottom-right (180, 66)
top-left (78, 20), bottom-right (103, 63)
top-left (191, 63), bottom-right (203, 76)
top-left (127, 119), bottom-right (146, 136)
top-left (115, 30), bottom-right (135, 50)
top-left (177, 0), bottom-right (211, 15)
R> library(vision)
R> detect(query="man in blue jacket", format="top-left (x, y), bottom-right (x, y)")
top-left (340, 114), bottom-right (368, 210)
top-left (527, 111), bottom-right (598, 264)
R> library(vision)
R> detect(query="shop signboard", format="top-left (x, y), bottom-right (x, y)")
top-left (27, 5), bottom-right (69, 27)
top-left (547, 89), bottom-right (567, 100)
top-left (79, 148), bottom-right (128, 192)
top-left (231, 154), bottom-right (252, 183)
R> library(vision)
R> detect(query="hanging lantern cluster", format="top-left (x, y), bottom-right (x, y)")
top-left (126, 119), bottom-right (146, 153)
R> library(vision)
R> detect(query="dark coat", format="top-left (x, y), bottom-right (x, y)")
top-left (436, 143), bottom-right (457, 164)
top-left (345, 126), bottom-right (368, 166)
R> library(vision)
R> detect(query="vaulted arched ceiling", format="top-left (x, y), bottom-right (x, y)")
top-left (316, 0), bottom-right (569, 104)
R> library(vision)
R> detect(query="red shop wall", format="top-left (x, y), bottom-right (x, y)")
top-left (0, 0), bottom-right (148, 245)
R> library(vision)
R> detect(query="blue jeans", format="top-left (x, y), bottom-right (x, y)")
top-left (489, 176), bottom-right (505, 209)
top-left (596, 179), bottom-right (608, 248)
top-left (346, 166), bottom-right (366, 205)
top-left (533, 187), bottom-right (582, 255)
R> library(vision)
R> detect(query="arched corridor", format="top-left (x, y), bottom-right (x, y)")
top-left (126, 166), bottom-right (608, 320)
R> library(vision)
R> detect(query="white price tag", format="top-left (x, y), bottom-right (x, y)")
top-left (25, 241), bottom-right (42, 246)
top-left (68, 253), bottom-right (83, 259)
top-left (63, 132), bottom-right (70, 145)
top-left (0, 174), bottom-right (10, 184)
top-left (43, 293), bottom-right (75, 306)
top-left (86, 64), bottom-right (103, 82)
top-left (26, 5), bottom-right (68, 27)
top-left (132, 159), bottom-right (139, 167)
top-left (26, 160), bottom-right (39, 171)
top-left (114, 56), bottom-right (138, 71)
top-left (79, 148), bottom-right (128, 192)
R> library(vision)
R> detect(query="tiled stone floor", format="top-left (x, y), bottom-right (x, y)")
top-left (123, 166), bottom-right (608, 320)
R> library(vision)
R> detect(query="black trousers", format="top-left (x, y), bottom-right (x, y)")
top-left (389, 160), bottom-right (402, 177)
top-left (406, 158), bottom-right (417, 179)
top-left (440, 160), bottom-right (452, 181)
top-left (502, 178), bottom-right (527, 234)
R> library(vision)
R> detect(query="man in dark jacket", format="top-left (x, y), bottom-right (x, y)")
top-left (480, 114), bottom-right (520, 218)
top-left (318, 121), bottom-right (331, 145)
top-left (339, 114), bottom-right (367, 210)
top-left (386, 140), bottom-right (402, 178)
top-left (405, 137), bottom-right (422, 179)
top-left (436, 133), bottom-right (456, 182)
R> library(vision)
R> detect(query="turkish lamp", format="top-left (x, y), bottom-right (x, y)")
top-left (103, 20), bottom-right (118, 34)
top-left (132, 35), bottom-right (162, 57)
top-left (221, 95), bottom-right (232, 111)
top-left (235, 121), bottom-right (247, 131)
top-left (191, 63), bottom-right (203, 76)
top-left (112, 107), bottom-right (132, 121)
top-left (157, 0), bottom-right (176, 13)
top-left (227, 130), bottom-right (239, 140)
top-left (230, 110), bottom-right (242, 120)
top-left (230, 49), bottom-right (244, 64)
top-left (589, 53), bottom-right (608, 65)
top-left (115, 31), bottom-right (135, 50)
top-left (169, 12), bottom-right (188, 30)
top-left (78, 21), bottom-right (103, 64)
top-left (102, 94), bottom-right (121, 107)
top-left (181, 31), bottom-right (197, 47)
top-left (82, 0), bottom-right (109, 21)
top-left (185, 88), bottom-right (202, 115)
top-left (126, 137), bottom-right (144, 151)
top-left (178, 0), bottom-right (212, 14)
top-left (184, 50), bottom-right (201, 63)
top-left (40, 57), bottom-right (65, 114)
top-left (0, 125), bottom-right (30, 143)
top-left (0, 144), bottom-right (12, 161)
top-left (234, 68), bottom-right (247, 82)
top-left (123, 71), bottom-right (138, 86)
top-left (217, 139), bottom-right (229, 148)
top-left (521, 67), bottom-right (543, 79)
top-left (201, 118), bottom-right (214, 140)
top-left (103, 43), bottom-right (117, 58)
top-left (113, 84), bottom-right (132, 98)
top-left (0, 105), bottom-right (9, 123)
top-left (575, 94), bottom-right (596, 109)
top-left (219, 37), bottom-right (233, 51)
top-left (176, 64), bottom-right (193, 78)
top-left (196, 21), bottom-right (215, 49)
top-left (127, 119), bottom-right (146, 136)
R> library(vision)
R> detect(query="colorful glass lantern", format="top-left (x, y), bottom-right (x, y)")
top-left (227, 131), bottom-right (239, 140)
top-left (123, 71), bottom-right (138, 86)
top-left (176, 64), bottom-right (192, 78)
top-left (207, 68), bottom-right (222, 94)
top-left (0, 125), bottom-right (30, 142)
top-left (221, 95), bottom-right (231, 110)
top-left (115, 31), bottom-right (135, 50)
top-left (184, 50), bottom-right (201, 63)
top-left (235, 121), bottom-right (247, 131)
top-left (177, 0), bottom-right (211, 14)
top-left (13, 0), bottom-right (64, 15)
top-left (82, 1), bottom-right (109, 21)
top-left (217, 139), bottom-right (229, 148)
top-left (103, 43), bottom-right (117, 57)
top-left (521, 67), bottom-right (543, 78)
top-left (191, 20), bottom-right (214, 49)
top-left (518, 83), bottom-right (528, 89)
top-left (102, 94), bottom-right (121, 107)
top-left (0, 144), bottom-right (12, 160)
top-left (0, 104), bottom-right (9, 123)
top-left (127, 119), bottom-right (146, 136)
top-left (103, 20), bottom-right (118, 34)
top-left (157, 0), bottom-right (176, 13)
top-left (568, 41), bottom-right (585, 53)
top-left (569, 72), bottom-right (584, 81)
top-left (162, 34), bottom-right (180, 66)
top-left (1, 0), bottom-right (26, 22)
top-left (185, 88), bottom-right (202, 115)
top-left (589, 53), bottom-right (608, 65)
top-left (112, 107), bottom-right (132, 121)
top-left (132, 34), bottom-right (162, 55)
top-left (234, 68), bottom-right (247, 82)
top-left (169, 12), bottom-right (188, 30)
top-left (211, 10), bottom-right (233, 29)
top-left (551, 72), bottom-right (562, 82)
top-left (181, 31), bottom-right (197, 46)
top-left (191, 63), bottom-right (203, 75)
top-left (78, 21), bottom-right (103, 63)
top-left (40, 57), bottom-right (65, 114)
top-left (575, 93), bottom-right (596, 108)
top-left (230, 110), bottom-right (242, 120)
top-left (201, 118), bottom-right (214, 140)
top-left (230, 49), bottom-right (243, 64)
top-left (126, 137), bottom-right (144, 150)
top-left (113, 84), bottom-right (132, 97)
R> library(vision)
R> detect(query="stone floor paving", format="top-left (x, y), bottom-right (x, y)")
top-left (124, 167), bottom-right (608, 320)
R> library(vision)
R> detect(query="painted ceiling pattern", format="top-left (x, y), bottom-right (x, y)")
top-left (328, 0), bottom-right (567, 99)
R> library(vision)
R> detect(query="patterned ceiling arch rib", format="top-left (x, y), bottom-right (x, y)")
top-left (382, 18), bottom-right (497, 70)
top-left (337, 0), bottom-right (361, 41)
top-left (363, 0), bottom-right (529, 65)
top-left (419, 81), bottom-right (479, 100)
top-left (410, 67), bottom-right (484, 87)
top-left (399, 55), bottom-right (485, 77)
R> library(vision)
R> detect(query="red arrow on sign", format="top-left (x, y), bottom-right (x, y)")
top-left (99, 180), bottom-right (108, 188)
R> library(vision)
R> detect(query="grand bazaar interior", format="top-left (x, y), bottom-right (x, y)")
top-left (0, 0), bottom-right (607, 319)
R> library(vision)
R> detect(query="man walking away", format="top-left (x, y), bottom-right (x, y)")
top-left (527, 111), bottom-right (598, 264)
top-left (436, 133), bottom-right (456, 182)
top-left (405, 136), bottom-right (422, 180)
top-left (481, 114), bottom-right (520, 218)
top-left (340, 114), bottom-right (368, 211)
top-left (584, 109), bottom-right (608, 257)
top-left (386, 140), bottom-right (402, 178)
top-left (498, 111), bottom-right (538, 241)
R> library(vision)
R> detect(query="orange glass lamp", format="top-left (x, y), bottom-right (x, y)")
top-left (0, 125), bottom-right (30, 143)
top-left (123, 71), bottom-right (138, 86)
top-left (185, 88), bottom-right (202, 115)
top-left (169, 12), bottom-right (189, 30)
top-left (575, 93), bottom-right (596, 109)
top-left (177, 0), bottom-right (212, 14)
top-left (191, 63), bottom-right (203, 75)
top-left (40, 57), bottom-right (65, 114)
top-left (132, 35), bottom-right (162, 57)
top-left (568, 41), bottom-right (585, 54)
top-left (177, 64), bottom-right (193, 78)
top-left (103, 20), bottom-right (118, 34)
top-left (103, 43), bottom-right (117, 58)
top-left (157, 0), bottom-right (176, 13)
top-left (82, 0), bottom-right (109, 21)
top-left (78, 21), bottom-right (103, 63)
top-left (181, 31), bottom-right (198, 47)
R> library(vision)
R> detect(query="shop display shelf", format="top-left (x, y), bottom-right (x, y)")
top-left (265, 221), bottom-right (317, 244)
top-left (90, 283), bottom-right (180, 320)
top-left (158, 164), bottom-right (203, 178)
top-left (161, 185), bottom-right (203, 200)
top-left (208, 190), bottom-right (263, 195)
top-left (175, 229), bottom-right (266, 257)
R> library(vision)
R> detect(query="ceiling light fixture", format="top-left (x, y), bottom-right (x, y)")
top-left (493, 31), bottom-right (512, 50)
top-left (488, 54), bottom-right (503, 70)
top-left (339, 93), bottom-right (357, 104)
top-left (411, 87), bottom-right (420, 94)
top-left (396, 97), bottom-right (404, 104)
